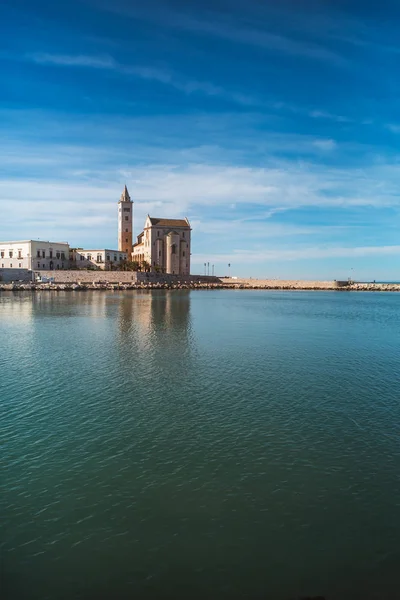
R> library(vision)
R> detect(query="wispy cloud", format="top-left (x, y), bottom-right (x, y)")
top-left (100, 2), bottom-right (346, 66)
top-left (29, 52), bottom-right (116, 69)
top-left (385, 123), bottom-right (400, 134)
top-left (27, 52), bottom-right (258, 106)
top-left (195, 244), bottom-right (400, 264)
top-left (312, 139), bottom-right (337, 151)
top-left (173, 16), bottom-right (346, 66)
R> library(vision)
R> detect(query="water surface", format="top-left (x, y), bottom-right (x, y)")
top-left (2, 290), bottom-right (400, 600)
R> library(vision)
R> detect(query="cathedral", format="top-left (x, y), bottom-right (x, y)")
top-left (118, 186), bottom-right (191, 275)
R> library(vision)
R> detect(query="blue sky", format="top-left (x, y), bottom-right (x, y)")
top-left (2, 0), bottom-right (400, 279)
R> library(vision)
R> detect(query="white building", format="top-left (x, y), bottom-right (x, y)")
top-left (0, 240), bottom-right (70, 271)
top-left (132, 216), bottom-right (191, 275)
top-left (69, 248), bottom-right (127, 270)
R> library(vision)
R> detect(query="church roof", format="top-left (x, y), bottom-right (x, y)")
top-left (119, 185), bottom-right (131, 203)
top-left (149, 217), bottom-right (189, 227)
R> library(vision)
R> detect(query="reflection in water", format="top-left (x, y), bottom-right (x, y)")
top-left (2, 290), bottom-right (400, 600)
top-left (117, 290), bottom-right (193, 362)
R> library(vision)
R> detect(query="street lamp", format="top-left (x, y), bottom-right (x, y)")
top-left (228, 263), bottom-right (231, 278)
top-left (204, 262), bottom-right (206, 276)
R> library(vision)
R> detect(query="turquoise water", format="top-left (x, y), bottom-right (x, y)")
top-left (1, 290), bottom-right (400, 600)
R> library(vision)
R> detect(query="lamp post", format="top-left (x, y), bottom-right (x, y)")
top-left (204, 262), bottom-right (206, 276)
top-left (228, 263), bottom-right (231, 278)
top-left (207, 262), bottom-right (210, 276)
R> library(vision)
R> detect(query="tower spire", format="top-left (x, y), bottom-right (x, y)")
top-left (118, 185), bottom-right (133, 254)
top-left (120, 185), bottom-right (131, 203)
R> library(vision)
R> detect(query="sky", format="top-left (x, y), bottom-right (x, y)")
top-left (2, 0), bottom-right (400, 279)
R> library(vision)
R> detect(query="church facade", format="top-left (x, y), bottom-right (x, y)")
top-left (131, 216), bottom-right (191, 275)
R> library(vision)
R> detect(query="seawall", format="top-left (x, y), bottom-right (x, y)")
top-left (1, 272), bottom-right (400, 291)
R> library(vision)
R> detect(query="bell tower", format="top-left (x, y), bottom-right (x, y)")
top-left (118, 185), bottom-right (133, 255)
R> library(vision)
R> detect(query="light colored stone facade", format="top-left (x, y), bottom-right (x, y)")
top-left (118, 186), bottom-right (133, 254)
top-left (132, 216), bottom-right (191, 275)
top-left (69, 248), bottom-right (127, 270)
top-left (0, 240), bottom-right (69, 271)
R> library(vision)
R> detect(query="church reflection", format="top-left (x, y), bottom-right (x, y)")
top-left (117, 290), bottom-right (194, 375)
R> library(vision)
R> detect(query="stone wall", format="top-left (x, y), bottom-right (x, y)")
top-left (135, 272), bottom-right (221, 284)
top-left (0, 269), bottom-right (33, 283)
top-left (33, 270), bottom-right (221, 284)
top-left (35, 270), bottom-right (138, 283)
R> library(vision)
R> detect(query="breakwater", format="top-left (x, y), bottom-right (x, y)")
top-left (1, 278), bottom-right (400, 291)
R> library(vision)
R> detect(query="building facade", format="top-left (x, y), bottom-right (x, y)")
top-left (118, 185), bottom-right (133, 254)
top-left (69, 248), bottom-right (127, 270)
top-left (132, 216), bottom-right (191, 275)
top-left (0, 240), bottom-right (70, 270)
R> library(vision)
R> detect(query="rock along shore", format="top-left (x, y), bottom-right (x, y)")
top-left (1, 279), bottom-right (400, 292)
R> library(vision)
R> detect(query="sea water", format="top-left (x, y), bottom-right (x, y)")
top-left (2, 290), bottom-right (400, 600)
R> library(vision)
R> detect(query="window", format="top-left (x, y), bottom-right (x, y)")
top-left (171, 245), bottom-right (176, 254)
top-left (56, 252), bottom-right (60, 259)
top-left (114, 255), bottom-right (117, 261)
top-left (37, 250), bottom-right (41, 258)
top-left (61, 252), bottom-right (65, 260)
top-left (125, 228), bottom-right (128, 232)
top-left (80, 255), bottom-right (84, 261)
top-left (125, 238), bottom-right (128, 243)
top-left (159, 250), bottom-right (161, 257)
top-left (119, 256), bottom-right (122, 261)
top-left (49, 250), bottom-right (53, 258)
top-left (9, 251), bottom-right (13, 258)
top-left (123, 208), bottom-right (130, 212)
top-left (37, 263), bottom-right (40, 268)
top-left (10, 263), bottom-right (12, 268)
top-left (42, 251), bottom-right (45, 258)
top-left (18, 250), bottom-right (22, 258)
top-left (1, 263), bottom-right (3, 268)
top-left (157, 231), bottom-right (159, 237)
top-left (0, 251), bottom-right (3, 258)
top-left (19, 263), bottom-right (22, 268)
top-left (106, 254), bottom-right (110, 261)
top-left (43, 264), bottom-right (45, 268)
top-left (125, 216), bottom-right (129, 221)
top-left (97, 254), bottom-right (102, 263)
top-left (183, 232), bottom-right (185, 238)
top-left (183, 251), bottom-right (185, 257)
top-left (87, 254), bottom-right (91, 260)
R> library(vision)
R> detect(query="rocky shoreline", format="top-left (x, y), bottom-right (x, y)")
top-left (1, 280), bottom-right (400, 292)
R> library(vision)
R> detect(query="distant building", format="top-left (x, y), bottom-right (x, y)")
top-left (132, 216), bottom-right (191, 275)
top-left (0, 240), bottom-right (69, 271)
top-left (69, 248), bottom-right (127, 270)
top-left (118, 185), bottom-right (133, 254)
